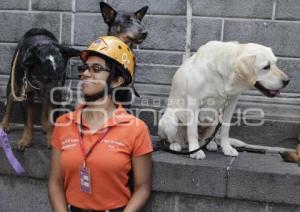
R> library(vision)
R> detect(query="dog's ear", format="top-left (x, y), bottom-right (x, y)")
top-left (23, 46), bottom-right (41, 67)
top-left (100, 2), bottom-right (117, 25)
top-left (58, 44), bottom-right (81, 59)
top-left (234, 55), bottom-right (257, 86)
top-left (135, 6), bottom-right (148, 21)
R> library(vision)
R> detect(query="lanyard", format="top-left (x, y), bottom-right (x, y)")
top-left (77, 112), bottom-right (110, 166)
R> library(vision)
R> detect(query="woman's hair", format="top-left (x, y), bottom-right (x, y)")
top-left (87, 52), bottom-right (133, 106)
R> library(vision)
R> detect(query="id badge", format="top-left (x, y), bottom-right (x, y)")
top-left (80, 165), bottom-right (91, 193)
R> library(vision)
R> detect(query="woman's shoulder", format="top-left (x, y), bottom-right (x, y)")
top-left (54, 110), bottom-right (76, 124)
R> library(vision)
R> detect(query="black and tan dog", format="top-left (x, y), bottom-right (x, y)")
top-left (100, 2), bottom-right (148, 47)
top-left (1, 28), bottom-right (80, 150)
top-left (280, 144), bottom-right (300, 166)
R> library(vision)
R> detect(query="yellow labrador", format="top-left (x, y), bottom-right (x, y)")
top-left (158, 41), bottom-right (289, 159)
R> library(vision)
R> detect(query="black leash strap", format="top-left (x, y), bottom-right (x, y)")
top-left (154, 122), bottom-right (222, 155)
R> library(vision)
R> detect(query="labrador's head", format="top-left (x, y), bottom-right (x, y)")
top-left (234, 43), bottom-right (289, 97)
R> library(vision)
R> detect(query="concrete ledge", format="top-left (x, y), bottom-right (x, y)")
top-left (1, 131), bottom-right (300, 208)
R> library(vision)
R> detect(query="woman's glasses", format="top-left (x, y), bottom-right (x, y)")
top-left (77, 63), bottom-right (110, 75)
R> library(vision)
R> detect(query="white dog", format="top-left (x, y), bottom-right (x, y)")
top-left (158, 41), bottom-right (289, 159)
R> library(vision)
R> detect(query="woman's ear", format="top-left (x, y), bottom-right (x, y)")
top-left (111, 76), bottom-right (125, 88)
top-left (234, 55), bottom-right (257, 86)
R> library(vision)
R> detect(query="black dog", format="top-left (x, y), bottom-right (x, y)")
top-left (1, 28), bottom-right (80, 150)
top-left (100, 2), bottom-right (148, 48)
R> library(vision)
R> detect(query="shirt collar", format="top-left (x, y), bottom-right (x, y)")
top-left (67, 104), bottom-right (132, 128)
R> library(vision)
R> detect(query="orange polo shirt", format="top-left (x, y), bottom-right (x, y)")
top-left (51, 104), bottom-right (153, 210)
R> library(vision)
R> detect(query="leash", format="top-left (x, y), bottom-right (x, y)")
top-left (10, 50), bottom-right (41, 102)
top-left (154, 122), bottom-right (222, 155)
top-left (0, 128), bottom-right (25, 175)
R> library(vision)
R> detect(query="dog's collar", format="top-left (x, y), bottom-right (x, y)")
top-left (23, 73), bottom-right (41, 90)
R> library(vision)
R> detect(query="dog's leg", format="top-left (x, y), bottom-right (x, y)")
top-left (219, 96), bottom-right (244, 157)
top-left (17, 96), bottom-right (33, 151)
top-left (187, 96), bottom-right (205, 159)
top-left (1, 93), bottom-right (14, 132)
top-left (206, 139), bottom-right (218, 151)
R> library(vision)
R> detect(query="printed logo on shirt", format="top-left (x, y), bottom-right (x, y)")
top-left (61, 138), bottom-right (79, 150)
top-left (102, 139), bottom-right (127, 150)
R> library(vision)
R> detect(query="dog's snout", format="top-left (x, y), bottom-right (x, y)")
top-left (282, 78), bottom-right (290, 87)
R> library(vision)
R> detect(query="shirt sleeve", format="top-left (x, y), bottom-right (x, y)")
top-left (132, 122), bottom-right (153, 157)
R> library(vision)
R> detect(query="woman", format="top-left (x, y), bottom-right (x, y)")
top-left (48, 36), bottom-right (153, 212)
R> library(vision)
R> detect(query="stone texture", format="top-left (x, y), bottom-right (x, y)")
top-left (108, 0), bottom-right (186, 15)
top-left (61, 14), bottom-right (73, 45)
top-left (0, 12), bottom-right (60, 43)
top-left (191, 17), bottom-right (222, 51)
top-left (177, 194), bottom-right (267, 212)
top-left (277, 58), bottom-right (300, 93)
top-left (0, 175), bottom-right (50, 212)
top-left (76, 0), bottom-right (102, 13)
top-left (223, 19), bottom-right (300, 58)
top-left (151, 151), bottom-right (231, 197)
top-left (134, 64), bottom-right (178, 84)
top-left (276, 0), bottom-right (300, 20)
top-left (134, 50), bottom-right (184, 66)
top-left (228, 152), bottom-right (300, 205)
top-left (74, 14), bottom-right (108, 46)
top-left (0, 129), bottom-right (50, 178)
top-left (0, 44), bottom-right (17, 75)
top-left (32, 0), bottom-right (72, 11)
top-left (140, 16), bottom-right (186, 51)
top-left (0, 0), bottom-right (28, 10)
top-left (192, 0), bottom-right (273, 19)
top-left (143, 191), bottom-right (176, 212)
top-left (230, 119), bottom-right (300, 148)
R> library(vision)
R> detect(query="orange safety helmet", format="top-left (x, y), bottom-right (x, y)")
top-left (80, 36), bottom-right (136, 83)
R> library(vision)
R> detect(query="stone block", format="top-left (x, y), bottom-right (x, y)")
top-left (140, 16), bottom-right (186, 51)
top-left (61, 14), bottom-right (73, 45)
top-left (0, 0), bottom-right (28, 10)
top-left (191, 17), bottom-right (222, 51)
top-left (152, 151), bottom-right (232, 197)
top-left (134, 50), bottom-right (184, 66)
top-left (177, 194), bottom-right (267, 212)
top-left (276, 0), bottom-right (300, 20)
top-left (223, 19), bottom-right (300, 57)
top-left (76, 0), bottom-right (102, 13)
top-left (192, 0), bottom-right (273, 19)
top-left (134, 64), bottom-right (178, 84)
top-left (74, 14), bottom-right (108, 46)
top-left (0, 12), bottom-right (60, 43)
top-left (32, 0), bottom-right (72, 11)
top-left (0, 175), bottom-right (50, 212)
top-left (108, 0), bottom-right (186, 15)
top-left (0, 44), bottom-right (16, 75)
top-left (227, 152), bottom-right (300, 205)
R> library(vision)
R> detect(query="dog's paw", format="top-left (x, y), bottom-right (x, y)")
top-left (190, 150), bottom-right (206, 160)
top-left (169, 143), bottom-right (182, 151)
top-left (206, 140), bottom-right (218, 151)
top-left (0, 123), bottom-right (10, 133)
top-left (17, 139), bottom-right (32, 151)
top-left (222, 145), bottom-right (239, 157)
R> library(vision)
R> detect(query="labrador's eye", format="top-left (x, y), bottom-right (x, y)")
top-left (263, 64), bottom-right (270, 70)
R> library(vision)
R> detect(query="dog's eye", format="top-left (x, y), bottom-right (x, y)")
top-left (263, 64), bottom-right (270, 70)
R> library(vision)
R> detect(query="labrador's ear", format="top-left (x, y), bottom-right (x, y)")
top-left (234, 55), bottom-right (257, 86)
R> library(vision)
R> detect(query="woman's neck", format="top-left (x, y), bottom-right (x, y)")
top-left (82, 97), bottom-right (116, 130)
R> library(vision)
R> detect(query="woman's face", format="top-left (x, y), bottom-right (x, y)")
top-left (79, 56), bottom-right (110, 96)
